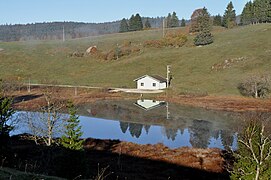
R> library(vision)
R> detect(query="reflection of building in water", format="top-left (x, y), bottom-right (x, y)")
top-left (134, 99), bottom-right (170, 120)
top-left (134, 99), bottom-right (166, 111)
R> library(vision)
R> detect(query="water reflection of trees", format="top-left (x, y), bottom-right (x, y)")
top-left (144, 125), bottom-right (151, 134)
top-left (119, 122), bottom-right (144, 138)
top-left (129, 123), bottom-right (143, 138)
top-left (120, 121), bottom-right (129, 133)
top-left (163, 128), bottom-right (178, 141)
top-left (119, 120), bottom-right (236, 150)
top-left (220, 130), bottom-right (234, 150)
top-left (189, 120), bottom-right (212, 148)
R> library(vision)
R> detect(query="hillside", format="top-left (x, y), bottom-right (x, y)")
top-left (0, 24), bottom-right (270, 96)
top-left (0, 17), bottom-right (165, 42)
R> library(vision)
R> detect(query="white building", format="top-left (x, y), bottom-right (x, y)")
top-left (134, 75), bottom-right (167, 90)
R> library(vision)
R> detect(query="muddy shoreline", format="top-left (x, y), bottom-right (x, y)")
top-left (11, 87), bottom-right (271, 112)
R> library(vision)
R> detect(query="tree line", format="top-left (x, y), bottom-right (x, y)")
top-left (119, 12), bottom-right (186, 33)
top-left (0, 17), bottom-right (165, 42)
top-left (241, 0), bottom-right (271, 25)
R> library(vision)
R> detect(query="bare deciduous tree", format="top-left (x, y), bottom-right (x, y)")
top-left (238, 74), bottom-right (271, 98)
top-left (0, 78), bottom-right (24, 97)
top-left (25, 87), bottom-right (66, 146)
top-left (231, 116), bottom-right (271, 180)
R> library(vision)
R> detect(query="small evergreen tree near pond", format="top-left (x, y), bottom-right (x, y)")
top-left (61, 101), bottom-right (84, 150)
top-left (0, 96), bottom-right (14, 139)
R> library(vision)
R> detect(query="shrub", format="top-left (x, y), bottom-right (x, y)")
top-left (143, 31), bottom-right (188, 48)
top-left (163, 31), bottom-right (188, 47)
top-left (238, 74), bottom-right (270, 98)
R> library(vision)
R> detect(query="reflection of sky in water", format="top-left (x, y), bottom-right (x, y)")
top-left (11, 110), bottom-right (238, 150)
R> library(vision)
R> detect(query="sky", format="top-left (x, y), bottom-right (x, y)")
top-left (0, 0), bottom-right (249, 25)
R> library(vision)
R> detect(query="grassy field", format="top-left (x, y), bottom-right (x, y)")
top-left (0, 24), bottom-right (270, 96)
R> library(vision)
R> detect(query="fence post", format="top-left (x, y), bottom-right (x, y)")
top-left (75, 87), bottom-right (78, 96)
top-left (27, 78), bottom-right (31, 93)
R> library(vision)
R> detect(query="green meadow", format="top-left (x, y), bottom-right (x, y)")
top-left (0, 24), bottom-right (270, 95)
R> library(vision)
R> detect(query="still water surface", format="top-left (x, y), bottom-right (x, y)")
top-left (13, 99), bottom-right (243, 150)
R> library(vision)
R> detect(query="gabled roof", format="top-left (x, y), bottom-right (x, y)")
top-left (134, 75), bottom-right (167, 83)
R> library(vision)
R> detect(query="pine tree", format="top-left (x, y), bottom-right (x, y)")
top-left (213, 14), bottom-right (222, 26)
top-left (267, 0), bottom-right (271, 22)
top-left (222, 1), bottom-right (236, 28)
top-left (0, 96), bottom-right (14, 139)
top-left (194, 31), bottom-right (213, 46)
top-left (189, 8), bottom-right (205, 33)
top-left (166, 13), bottom-right (172, 28)
top-left (61, 101), bottom-right (84, 150)
top-left (241, 1), bottom-right (253, 25)
top-left (129, 15), bottom-right (137, 31)
top-left (119, 18), bottom-right (129, 33)
top-left (144, 18), bottom-right (151, 29)
top-left (180, 18), bottom-right (186, 27)
top-left (134, 13), bottom-right (143, 31)
top-left (129, 14), bottom-right (143, 31)
top-left (193, 7), bottom-right (213, 46)
top-left (171, 12), bottom-right (179, 27)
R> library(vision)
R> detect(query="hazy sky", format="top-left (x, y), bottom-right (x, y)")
top-left (1, 0), bottom-right (248, 24)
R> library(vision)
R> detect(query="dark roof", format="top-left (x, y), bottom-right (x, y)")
top-left (134, 75), bottom-right (167, 82)
top-left (150, 75), bottom-right (167, 82)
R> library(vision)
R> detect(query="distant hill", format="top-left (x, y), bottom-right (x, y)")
top-left (0, 17), bottom-right (169, 42)
top-left (0, 21), bottom-right (121, 42)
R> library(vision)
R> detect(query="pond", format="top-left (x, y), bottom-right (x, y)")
top-left (12, 99), bottom-right (245, 150)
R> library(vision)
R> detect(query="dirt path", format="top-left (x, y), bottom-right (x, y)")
top-left (110, 88), bottom-right (164, 94)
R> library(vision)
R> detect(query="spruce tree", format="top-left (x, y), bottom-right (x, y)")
top-left (194, 31), bottom-right (213, 46)
top-left (222, 1), bottom-right (236, 28)
top-left (181, 18), bottom-right (186, 27)
top-left (166, 13), bottom-right (172, 28)
top-left (0, 96), bottom-right (14, 139)
top-left (193, 7), bottom-right (213, 46)
top-left (119, 18), bottom-right (129, 33)
top-left (171, 12), bottom-right (179, 27)
top-left (129, 15), bottom-right (137, 31)
top-left (61, 101), bottom-right (84, 151)
top-left (213, 14), bottom-right (222, 26)
top-left (134, 13), bottom-right (143, 31)
top-left (267, 0), bottom-right (271, 22)
top-left (241, 1), bottom-right (253, 25)
top-left (144, 18), bottom-right (151, 29)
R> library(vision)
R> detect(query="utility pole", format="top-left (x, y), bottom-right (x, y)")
top-left (166, 65), bottom-right (171, 88)
top-left (116, 43), bottom-right (119, 60)
top-left (62, 25), bottom-right (65, 42)
top-left (163, 18), bottom-right (165, 38)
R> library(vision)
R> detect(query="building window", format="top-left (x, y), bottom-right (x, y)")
top-left (141, 83), bottom-right (144, 86)
top-left (153, 83), bottom-right (156, 87)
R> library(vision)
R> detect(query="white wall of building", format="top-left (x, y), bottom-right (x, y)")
top-left (136, 76), bottom-right (166, 90)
